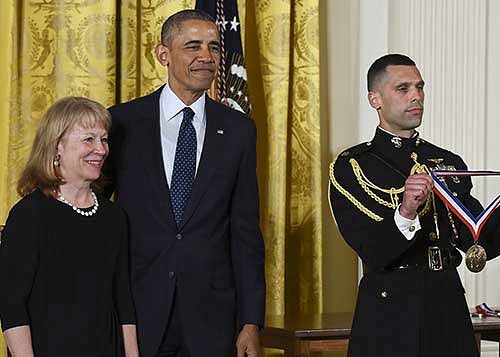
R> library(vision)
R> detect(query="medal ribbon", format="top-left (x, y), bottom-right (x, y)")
top-left (430, 170), bottom-right (500, 241)
top-left (475, 303), bottom-right (500, 317)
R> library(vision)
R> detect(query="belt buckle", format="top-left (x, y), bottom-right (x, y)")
top-left (428, 246), bottom-right (443, 271)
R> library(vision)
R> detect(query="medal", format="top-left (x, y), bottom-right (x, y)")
top-left (465, 244), bottom-right (487, 273)
top-left (431, 170), bottom-right (500, 273)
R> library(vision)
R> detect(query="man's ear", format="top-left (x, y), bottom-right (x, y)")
top-left (156, 44), bottom-right (170, 67)
top-left (368, 91), bottom-right (381, 110)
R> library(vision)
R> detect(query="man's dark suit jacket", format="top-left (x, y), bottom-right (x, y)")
top-left (106, 86), bottom-right (266, 357)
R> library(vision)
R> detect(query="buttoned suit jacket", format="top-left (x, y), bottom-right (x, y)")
top-left (106, 86), bottom-right (265, 357)
top-left (329, 129), bottom-right (500, 357)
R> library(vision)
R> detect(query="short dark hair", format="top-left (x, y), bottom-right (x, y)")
top-left (367, 54), bottom-right (416, 91)
top-left (161, 9), bottom-right (216, 46)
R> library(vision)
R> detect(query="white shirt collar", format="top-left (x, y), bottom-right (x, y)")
top-left (161, 84), bottom-right (206, 125)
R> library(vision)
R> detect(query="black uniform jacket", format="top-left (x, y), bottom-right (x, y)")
top-left (105, 87), bottom-right (265, 357)
top-left (329, 128), bottom-right (500, 357)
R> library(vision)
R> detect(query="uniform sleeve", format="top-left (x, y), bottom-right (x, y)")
top-left (0, 199), bottom-right (39, 331)
top-left (329, 157), bottom-right (417, 271)
top-left (230, 120), bottom-right (266, 327)
top-left (113, 210), bottom-right (136, 325)
top-left (480, 210), bottom-right (500, 260)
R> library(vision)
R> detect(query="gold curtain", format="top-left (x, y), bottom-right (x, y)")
top-left (247, 0), bottom-right (322, 318)
top-left (0, 0), bottom-right (320, 354)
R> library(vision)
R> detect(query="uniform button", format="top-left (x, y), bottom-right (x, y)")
top-left (452, 192), bottom-right (458, 197)
top-left (381, 291), bottom-right (388, 298)
top-left (176, 233), bottom-right (182, 240)
top-left (409, 225), bottom-right (415, 232)
top-left (168, 271), bottom-right (175, 279)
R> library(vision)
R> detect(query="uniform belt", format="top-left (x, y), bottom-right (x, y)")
top-left (385, 247), bottom-right (458, 272)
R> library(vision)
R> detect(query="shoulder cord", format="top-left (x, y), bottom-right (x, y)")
top-left (329, 159), bottom-right (383, 222)
top-left (349, 157), bottom-right (432, 216)
top-left (410, 153), bottom-right (460, 242)
top-left (350, 158), bottom-right (404, 208)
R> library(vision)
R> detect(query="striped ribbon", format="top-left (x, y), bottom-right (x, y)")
top-left (430, 170), bottom-right (500, 241)
top-left (475, 303), bottom-right (500, 317)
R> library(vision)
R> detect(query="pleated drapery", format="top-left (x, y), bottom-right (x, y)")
top-left (0, 1), bottom-right (321, 355)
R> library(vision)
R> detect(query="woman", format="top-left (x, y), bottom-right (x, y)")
top-left (0, 97), bottom-right (139, 357)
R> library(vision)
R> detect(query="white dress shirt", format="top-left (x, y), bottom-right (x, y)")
top-left (394, 205), bottom-right (421, 240)
top-left (159, 84), bottom-right (207, 186)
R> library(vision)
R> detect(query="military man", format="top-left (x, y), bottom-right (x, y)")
top-left (329, 54), bottom-right (500, 357)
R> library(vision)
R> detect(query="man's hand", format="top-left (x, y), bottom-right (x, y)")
top-left (400, 173), bottom-right (434, 219)
top-left (236, 324), bottom-right (261, 357)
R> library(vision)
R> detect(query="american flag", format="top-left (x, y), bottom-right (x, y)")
top-left (195, 0), bottom-right (251, 114)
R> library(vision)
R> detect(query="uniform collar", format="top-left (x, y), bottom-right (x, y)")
top-left (372, 126), bottom-right (423, 150)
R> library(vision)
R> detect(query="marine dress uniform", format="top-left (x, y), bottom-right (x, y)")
top-left (329, 128), bottom-right (500, 357)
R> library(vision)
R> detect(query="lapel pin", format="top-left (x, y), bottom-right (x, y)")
top-left (217, 129), bottom-right (224, 135)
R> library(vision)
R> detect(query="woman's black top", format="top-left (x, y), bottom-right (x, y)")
top-left (0, 190), bottom-right (135, 357)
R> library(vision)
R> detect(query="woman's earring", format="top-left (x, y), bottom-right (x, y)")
top-left (53, 154), bottom-right (60, 167)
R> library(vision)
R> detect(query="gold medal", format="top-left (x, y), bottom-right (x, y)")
top-left (465, 244), bottom-right (487, 273)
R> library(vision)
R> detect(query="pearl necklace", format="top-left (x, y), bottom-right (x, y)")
top-left (58, 191), bottom-right (99, 217)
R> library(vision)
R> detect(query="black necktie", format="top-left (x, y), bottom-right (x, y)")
top-left (170, 107), bottom-right (196, 227)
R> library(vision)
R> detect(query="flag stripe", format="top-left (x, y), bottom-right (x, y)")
top-left (195, 0), bottom-right (251, 115)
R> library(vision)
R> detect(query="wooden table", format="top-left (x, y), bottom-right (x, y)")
top-left (262, 312), bottom-right (500, 356)
top-left (473, 313), bottom-right (500, 355)
top-left (262, 313), bottom-right (352, 356)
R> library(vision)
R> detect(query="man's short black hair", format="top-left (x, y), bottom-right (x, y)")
top-left (367, 54), bottom-right (416, 91)
top-left (161, 9), bottom-right (216, 46)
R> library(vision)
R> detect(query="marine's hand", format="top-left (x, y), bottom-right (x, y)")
top-left (236, 324), bottom-right (261, 357)
top-left (400, 173), bottom-right (434, 219)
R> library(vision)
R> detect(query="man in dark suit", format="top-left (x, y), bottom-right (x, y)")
top-left (105, 9), bottom-right (265, 357)
top-left (329, 54), bottom-right (500, 356)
